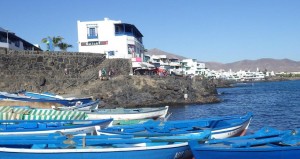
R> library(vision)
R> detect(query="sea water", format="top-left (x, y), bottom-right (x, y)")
top-left (168, 80), bottom-right (300, 133)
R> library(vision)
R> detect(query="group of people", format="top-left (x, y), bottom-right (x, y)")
top-left (98, 68), bottom-right (114, 80)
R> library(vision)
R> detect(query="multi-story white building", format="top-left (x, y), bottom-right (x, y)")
top-left (168, 57), bottom-right (182, 74)
top-left (181, 59), bottom-right (199, 75)
top-left (196, 62), bottom-right (206, 75)
top-left (77, 18), bottom-right (145, 60)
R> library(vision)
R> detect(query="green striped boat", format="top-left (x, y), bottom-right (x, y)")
top-left (0, 106), bottom-right (87, 120)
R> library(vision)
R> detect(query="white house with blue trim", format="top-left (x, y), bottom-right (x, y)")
top-left (77, 18), bottom-right (145, 60)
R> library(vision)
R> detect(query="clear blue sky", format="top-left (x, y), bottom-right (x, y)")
top-left (1, 0), bottom-right (300, 63)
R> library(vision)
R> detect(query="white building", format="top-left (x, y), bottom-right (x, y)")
top-left (196, 62), bottom-right (206, 75)
top-left (168, 57), bottom-right (182, 74)
top-left (181, 59), bottom-right (199, 75)
top-left (77, 18), bottom-right (145, 60)
top-left (0, 27), bottom-right (41, 51)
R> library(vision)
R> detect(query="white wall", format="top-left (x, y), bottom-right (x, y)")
top-left (0, 41), bottom-right (27, 50)
top-left (0, 42), bottom-right (9, 48)
top-left (77, 18), bottom-right (144, 60)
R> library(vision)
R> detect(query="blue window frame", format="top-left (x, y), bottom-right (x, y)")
top-left (87, 27), bottom-right (98, 39)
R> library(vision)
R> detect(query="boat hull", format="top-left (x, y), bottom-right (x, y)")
top-left (87, 106), bottom-right (169, 120)
top-left (101, 113), bottom-right (252, 140)
top-left (0, 92), bottom-right (93, 106)
top-left (189, 143), bottom-right (300, 159)
top-left (210, 117), bottom-right (251, 139)
top-left (189, 127), bottom-right (300, 159)
top-left (0, 142), bottom-right (192, 159)
top-left (0, 119), bottom-right (113, 136)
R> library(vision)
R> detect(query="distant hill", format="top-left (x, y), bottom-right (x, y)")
top-left (146, 49), bottom-right (300, 72)
top-left (146, 48), bottom-right (187, 60)
top-left (206, 58), bottom-right (300, 72)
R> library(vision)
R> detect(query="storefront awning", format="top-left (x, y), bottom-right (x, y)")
top-left (132, 62), bottom-right (155, 69)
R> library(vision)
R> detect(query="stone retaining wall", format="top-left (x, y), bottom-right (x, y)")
top-left (0, 48), bottom-right (130, 93)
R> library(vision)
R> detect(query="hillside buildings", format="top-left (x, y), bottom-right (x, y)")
top-left (207, 68), bottom-right (275, 81)
top-left (0, 27), bottom-right (41, 51)
top-left (145, 54), bottom-right (207, 76)
top-left (76, 18), bottom-right (274, 81)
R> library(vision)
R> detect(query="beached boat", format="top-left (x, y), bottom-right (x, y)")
top-left (0, 106), bottom-right (88, 120)
top-left (0, 130), bottom-right (211, 159)
top-left (0, 91), bottom-right (93, 106)
top-left (100, 112), bottom-right (253, 139)
top-left (0, 105), bottom-right (169, 124)
top-left (52, 99), bottom-right (100, 111)
top-left (189, 127), bottom-right (300, 159)
top-left (112, 118), bottom-right (155, 125)
top-left (0, 118), bottom-right (113, 136)
top-left (85, 106), bottom-right (169, 121)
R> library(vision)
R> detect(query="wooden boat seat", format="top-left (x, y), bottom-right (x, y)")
top-left (208, 120), bottom-right (220, 128)
top-left (6, 123), bottom-right (38, 129)
top-left (38, 123), bottom-right (47, 129)
top-left (45, 122), bottom-right (62, 127)
top-left (123, 127), bottom-right (146, 133)
top-left (225, 137), bottom-right (283, 148)
top-left (31, 144), bottom-right (47, 149)
top-left (0, 125), bottom-right (6, 130)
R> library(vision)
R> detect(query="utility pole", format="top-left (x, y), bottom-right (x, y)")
top-left (6, 30), bottom-right (9, 49)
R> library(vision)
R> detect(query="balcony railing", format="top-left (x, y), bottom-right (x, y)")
top-left (87, 34), bottom-right (98, 39)
top-left (115, 32), bottom-right (143, 43)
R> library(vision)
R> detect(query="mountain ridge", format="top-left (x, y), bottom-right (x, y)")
top-left (146, 48), bottom-right (300, 72)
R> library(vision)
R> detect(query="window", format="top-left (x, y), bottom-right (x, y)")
top-left (108, 51), bottom-right (114, 56)
top-left (15, 41), bottom-right (20, 47)
top-left (128, 44), bottom-right (135, 54)
top-left (87, 24), bottom-right (98, 39)
top-left (90, 28), bottom-right (96, 36)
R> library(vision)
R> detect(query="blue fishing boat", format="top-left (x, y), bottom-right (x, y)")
top-left (189, 127), bottom-right (300, 159)
top-left (0, 130), bottom-right (211, 159)
top-left (100, 112), bottom-right (253, 139)
top-left (0, 91), bottom-right (93, 106)
top-left (0, 118), bottom-right (113, 136)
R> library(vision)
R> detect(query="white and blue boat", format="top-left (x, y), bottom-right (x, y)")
top-left (0, 130), bottom-right (211, 159)
top-left (100, 112), bottom-right (253, 139)
top-left (189, 127), bottom-right (300, 159)
top-left (51, 99), bottom-right (100, 111)
top-left (0, 91), bottom-right (94, 106)
top-left (0, 118), bottom-right (113, 136)
top-left (85, 106), bottom-right (169, 121)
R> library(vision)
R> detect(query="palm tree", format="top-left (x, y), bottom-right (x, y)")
top-left (41, 36), bottom-right (51, 51)
top-left (58, 42), bottom-right (73, 51)
top-left (52, 36), bottom-right (64, 47)
top-left (41, 36), bottom-right (64, 51)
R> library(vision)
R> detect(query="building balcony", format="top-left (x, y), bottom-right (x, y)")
top-left (87, 34), bottom-right (98, 39)
top-left (160, 62), bottom-right (169, 66)
top-left (169, 62), bottom-right (181, 66)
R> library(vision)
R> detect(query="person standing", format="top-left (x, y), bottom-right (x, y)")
top-left (98, 69), bottom-right (102, 80)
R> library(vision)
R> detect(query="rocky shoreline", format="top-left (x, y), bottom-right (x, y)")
top-left (64, 75), bottom-right (220, 108)
top-left (1, 48), bottom-right (298, 108)
top-left (0, 48), bottom-right (220, 108)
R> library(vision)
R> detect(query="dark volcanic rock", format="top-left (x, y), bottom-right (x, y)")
top-left (0, 48), bottom-right (220, 108)
top-left (75, 75), bottom-right (220, 108)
